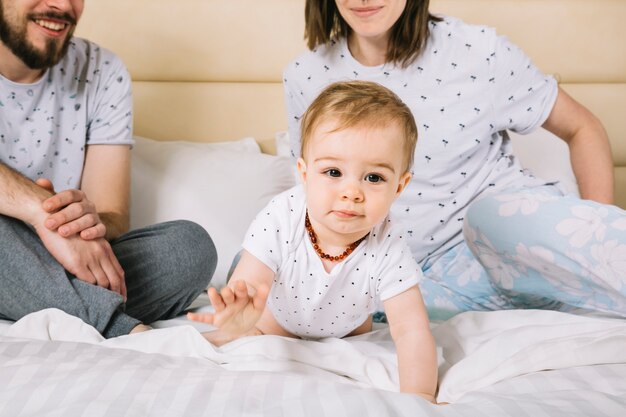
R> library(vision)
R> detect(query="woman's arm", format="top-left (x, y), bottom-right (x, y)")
top-left (542, 87), bottom-right (614, 204)
top-left (384, 285), bottom-right (438, 403)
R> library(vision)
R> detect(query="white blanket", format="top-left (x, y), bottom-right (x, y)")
top-left (3, 308), bottom-right (626, 404)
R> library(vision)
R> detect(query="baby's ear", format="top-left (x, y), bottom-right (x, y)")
top-left (296, 158), bottom-right (308, 184)
top-left (396, 171), bottom-right (412, 195)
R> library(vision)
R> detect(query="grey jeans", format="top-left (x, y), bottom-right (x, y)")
top-left (0, 216), bottom-right (217, 338)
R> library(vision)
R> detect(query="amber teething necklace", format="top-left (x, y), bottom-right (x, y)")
top-left (305, 211), bottom-right (367, 262)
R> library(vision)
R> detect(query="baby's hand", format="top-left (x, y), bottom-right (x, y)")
top-left (187, 280), bottom-right (269, 337)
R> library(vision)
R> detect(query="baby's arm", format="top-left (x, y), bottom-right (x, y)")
top-left (189, 280), bottom-right (269, 336)
top-left (384, 285), bottom-right (438, 403)
top-left (187, 250), bottom-right (280, 344)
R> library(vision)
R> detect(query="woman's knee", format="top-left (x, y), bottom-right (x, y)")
top-left (463, 188), bottom-right (559, 242)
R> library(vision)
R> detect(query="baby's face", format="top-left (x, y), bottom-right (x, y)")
top-left (298, 119), bottom-right (411, 244)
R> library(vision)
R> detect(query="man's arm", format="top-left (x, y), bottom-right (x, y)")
top-left (542, 87), bottom-right (614, 204)
top-left (0, 161), bottom-right (126, 297)
top-left (41, 144), bottom-right (131, 240)
top-left (81, 144), bottom-right (131, 239)
top-left (0, 162), bottom-right (53, 226)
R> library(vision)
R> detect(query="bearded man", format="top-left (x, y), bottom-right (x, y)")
top-left (0, 0), bottom-right (217, 337)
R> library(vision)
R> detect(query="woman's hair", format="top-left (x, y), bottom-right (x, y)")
top-left (304, 0), bottom-right (441, 67)
top-left (300, 80), bottom-right (418, 173)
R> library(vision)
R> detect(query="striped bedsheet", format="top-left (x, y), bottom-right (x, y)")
top-left (1, 308), bottom-right (625, 416)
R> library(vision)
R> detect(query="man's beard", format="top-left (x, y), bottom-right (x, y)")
top-left (0, 3), bottom-right (76, 70)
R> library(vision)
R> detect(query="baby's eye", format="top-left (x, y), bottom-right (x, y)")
top-left (324, 169), bottom-right (342, 178)
top-left (365, 173), bottom-right (384, 183)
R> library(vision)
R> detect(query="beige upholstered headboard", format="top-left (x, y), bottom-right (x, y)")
top-left (76, 0), bottom-right (625, 208)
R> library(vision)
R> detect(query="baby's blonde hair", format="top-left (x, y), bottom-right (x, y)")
top-left (300, 81), bottom-right (418, 173)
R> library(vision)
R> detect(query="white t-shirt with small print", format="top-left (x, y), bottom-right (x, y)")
top-left (0, 38), bottom-right (133, 191)
top-left (242, 185), bottom-right (422, 339)
top-left (283, 16), bottom-right (559, 265)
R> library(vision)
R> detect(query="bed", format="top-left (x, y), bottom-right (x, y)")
top-left (1, 0), bottom-right (625, 415)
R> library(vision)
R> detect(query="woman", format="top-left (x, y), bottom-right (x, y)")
top-left (283, 0), bottom-right (626, 319)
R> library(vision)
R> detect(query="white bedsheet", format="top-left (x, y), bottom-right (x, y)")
top-left (1, 308), bottom-right (626, 416)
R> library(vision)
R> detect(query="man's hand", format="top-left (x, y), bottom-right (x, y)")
top-left (34, 222), bottom-right (127, 299)
top-left (36, 178), bottom-right (107, 240)
top-left (188, 280), bottom-right (269, 337)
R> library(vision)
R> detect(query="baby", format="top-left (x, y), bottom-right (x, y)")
top-left (189, 80), bottom-right (438, 402)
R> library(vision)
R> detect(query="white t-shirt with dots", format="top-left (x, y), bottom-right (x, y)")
top-left (242, 185), bottom-right (422, 339)
top-left (0, 38), bottom-right (133, 191)
top-left (283, 16), bottom-right (558, 265)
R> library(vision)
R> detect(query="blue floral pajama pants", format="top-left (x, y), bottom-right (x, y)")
top-left (419, 185), bottom-right (626, 321)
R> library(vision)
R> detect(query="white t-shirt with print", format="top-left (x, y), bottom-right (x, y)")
top-left (283, 16), bottom-right (559, 265)
top-left (242, 185), bottom-right (422, 339)
top-left (0, 38), bottom-right (133, 191)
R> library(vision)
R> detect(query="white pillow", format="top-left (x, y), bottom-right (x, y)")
top-left (130, 136), bottom-right (296, 288)
top-left (133, 135), bottom-right (262, 154)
